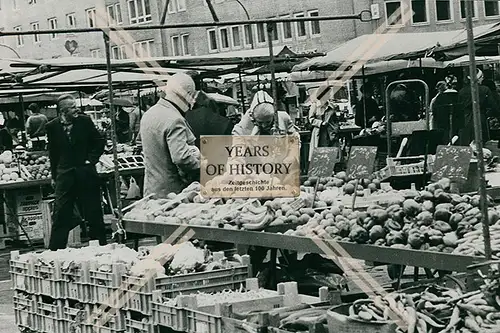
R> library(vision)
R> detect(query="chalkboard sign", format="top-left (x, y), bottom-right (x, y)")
top-left (346, 146), bottom-right (378, 179)
top-left (308, 147), bottom-right (340, 178)
top-left (431, 145), bottom-right (472, 182)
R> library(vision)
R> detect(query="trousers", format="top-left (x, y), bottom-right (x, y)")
top-left (49, 165), bottom-right (106, 250)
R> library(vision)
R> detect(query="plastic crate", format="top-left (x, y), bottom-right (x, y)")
top-left (125, 311), bottom-right (154, 333)
top-left (35, 313), bottom-right (67, 333)
top-left (185, 308), bottom-right (222, 333)
top-left (81, 324), bottom-right (126, 333)
top-left (10, 251), bottom-right (36, 293)
top-left (36, 297), bottom-right (64, 320)
top-left (151, 301), bottom-right (186, 331)
top-left (34, 261), bottom-right (65, 298)
top-left (62, 262), bottom-right (92, 303)
top-left (85, 304), bottom-right (126, 331)
top-left (13, 292), bottom-right (37, 329)
top-left (122, 257), bottom-right (250, 315)
top-left (90, 263), bottom-right (127, 306)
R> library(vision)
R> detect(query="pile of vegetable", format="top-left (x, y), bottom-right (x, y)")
top-left (160, 287), bottom-right (276, 307)
top-left (284, 178), bottom-right (500, 256)
top-left (454, 225), bottom-right (500, 258)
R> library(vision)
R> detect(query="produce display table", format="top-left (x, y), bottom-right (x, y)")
top-left (122, 220), bottom-right (485, 272)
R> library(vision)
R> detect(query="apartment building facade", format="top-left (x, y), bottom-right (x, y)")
top-left (1, 0), bottom-right (496, 61)
top-left (0, 0), bottom-right (163, 59)
top-left (370, 0), bottom-right (500, 32)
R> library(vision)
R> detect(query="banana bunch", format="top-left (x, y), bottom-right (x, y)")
top-left (237, 204), bottom-right (276, 231)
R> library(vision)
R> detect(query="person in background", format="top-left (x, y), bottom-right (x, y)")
top-left (354, 86), bottom-right (382, 128)
top-left (25, 103), bottom-right (48, 150)
top-left (115, 106), bottom-right (130, 143)
top-left (129, 96), bottom-right (150, 144)
top-left (0, 114), bottom-right (13, 151)
top-left (389, 82), bottom-right (421, 122)
top-left (140, 73), bottom-right (201, 198)
top-left (233, 91), bottom-right (281, 136)
top-left (185, 92), bottom-right (234, 148)
top-left (432, 76), bottom-right (460, 142)
top-left (458, 69), bottom-right (499, 145)
top-left (308, 97), bottom-right (341, 161)
top-left (430, 81), bottom-right (446, 129)
top-left (46, 95), bottom-right (106, 250)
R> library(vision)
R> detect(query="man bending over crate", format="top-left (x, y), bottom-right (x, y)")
top-left (46, 94), bottom-right (106, 250)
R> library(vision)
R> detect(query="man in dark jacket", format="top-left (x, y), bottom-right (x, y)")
top-left (432, 75), bottom-right (460, 142)
top-left (458, 69), bottom-right (499, 145)
top-left (185, 92), bottom-right (234, 148)
top-left (354, 86), bottom-right (382, 128)
top-left (26, 103), bottom-right (48, 150)
top-left (47, 95), bottom-right (106, 250)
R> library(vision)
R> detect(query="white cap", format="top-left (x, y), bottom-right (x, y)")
top-left (162, 73), bottom-right (199, 112)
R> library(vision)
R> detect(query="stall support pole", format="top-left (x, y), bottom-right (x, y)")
top-left (19, 93), bottom-right (25, 132)
top-left (361, 65), bottom-right (367, 129)
top-left (103, 31), bottom-right (125, 237)
top-left (267, 24), bottom-right (279, 132)
top-left (465, 0), bottom-right (491, 260)
top-left (238, 69), bottom-right (246, 111)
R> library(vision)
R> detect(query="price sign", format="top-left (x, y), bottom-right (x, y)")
top-left (346, 146), bottom-right (378, 179)
top-left (308, 147), bottom-right (340, 178)
top-left (431, 145), bottom-right (472, 182)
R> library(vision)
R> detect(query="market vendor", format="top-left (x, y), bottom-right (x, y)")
top-left (233, 90), bottom-right (297, 137)
top-left (141, 73), bottom-right (201, 198)
top-left (309, 98), bottom-right (342, 162)
top-left (458, 69), bottom-right (499, 145)
top-left (431, 75), bottom-right (460, 141)
top-left (115, 106), bottom-right (131, 144)
top-left (46, 94), bottom-right (106, 250)
top-left (354, 86), bottom-right (382, 128)
top-left (25, 103), bottom-right (48, 151)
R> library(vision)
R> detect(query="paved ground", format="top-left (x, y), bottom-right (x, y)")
top-left (0, 283), bottom-right (16, 333)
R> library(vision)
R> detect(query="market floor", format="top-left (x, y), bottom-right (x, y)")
top-left (0, 285), bottom-right (16, 333)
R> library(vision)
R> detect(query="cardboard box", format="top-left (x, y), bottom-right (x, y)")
top-left (18, 213), bottom-right (44, 241)
top-left (15, 190), bottom-right (42, 215)
top-left (41, 199), bottom-right (81, 248)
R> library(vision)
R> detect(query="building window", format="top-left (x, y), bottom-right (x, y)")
top-left (167, 0), bottom-right (176, 13)
top-left (120, 45), bottom-right (128, 59)
top-left (256, 23), bottom-right (266, 43)
top-left (86, 8), bottom-right (97, 28)
top-left (385, 0), bottom-right (404, 26)
top-left (207, 29), bottom-right (218, 52)
top-left (14, 26), bottom-right (23, 47)
top-left (485, 0), bottom-right (500, 16)
top-left (181, 34), bottom-right (189, 55)
top-left (231, 26), bottom-right (241, 48)
top-left (48, 18), bottom-right (58, 39)
top-left (31, 22), bottom-right (40, 43)
top-left (411, 0), bottom-right (428, 24)
top-left (267, 18), bottom-right (279, 41)
top-left (219, 27), bottom-right (230, 49)
top-left (177, 0), bottom-right (186, 12)
top-left (12, 0), bottom-right (17, 10)
top-left (436, 0), bottom-right (452, 21)
top-left (128, 0), bottom-right (152, 24)
top-left (67, 13), bottom-right (76, 28)
top-left (171, 35), bottom-right (180, 56)
top-left (243, 24), bottom-right (253, 46)
top-left (91, 49), bottom-right (101, 58)
top-left (460, 0), bottom-right (477, 18)
top-left (294, 13), bottom-right (307, 38)
top-left (280, 15), bottom-right (292, 40)
top-left (308, 10), bottom-right (321, 35)
top-left (107, 3), bottom-right (123, 25)
top-left (132, 40), bottom-right (154, 58)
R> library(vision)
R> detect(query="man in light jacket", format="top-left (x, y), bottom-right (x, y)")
top-left (140, 73), bottom-right (201, 198)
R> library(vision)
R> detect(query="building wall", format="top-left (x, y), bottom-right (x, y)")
top-left (370, 0), bottom-right (500, 33)
top-left (159, 0), bottom-right (373, 56)
top-left (0, 0), bottom-right (163, 59)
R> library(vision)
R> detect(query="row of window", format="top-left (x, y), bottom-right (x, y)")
top-left (206, 10), bottom-right (321, 52)
top-left (12, 0), bottom-right (153, 47)
top-left (385, 0), bottom-right (500, 26)
top-left (91, 40), bottom-right (155, 59)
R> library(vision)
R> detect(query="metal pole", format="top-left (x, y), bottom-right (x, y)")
top-left (362, 65), bottom-right (367, 129)
top-left (238, 69), bottom-right (246, 111)
top-left (103, 32), bottom-right (124, 230)
top-left (267, 24), bottom-right (279, 134)
top-left (465, 0), bottom-right (491, 260)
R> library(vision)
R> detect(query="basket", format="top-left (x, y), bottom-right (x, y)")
top-left (327, 304), bottom-right (397, 333)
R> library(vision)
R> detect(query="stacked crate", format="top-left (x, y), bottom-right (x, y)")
top-left (121, 254), bottom-right (252, 333)
top-left (10, 241), bottom-right (130, 333)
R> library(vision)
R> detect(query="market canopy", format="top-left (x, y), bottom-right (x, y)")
top-left (293, 22), bottom-right (500, 72)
